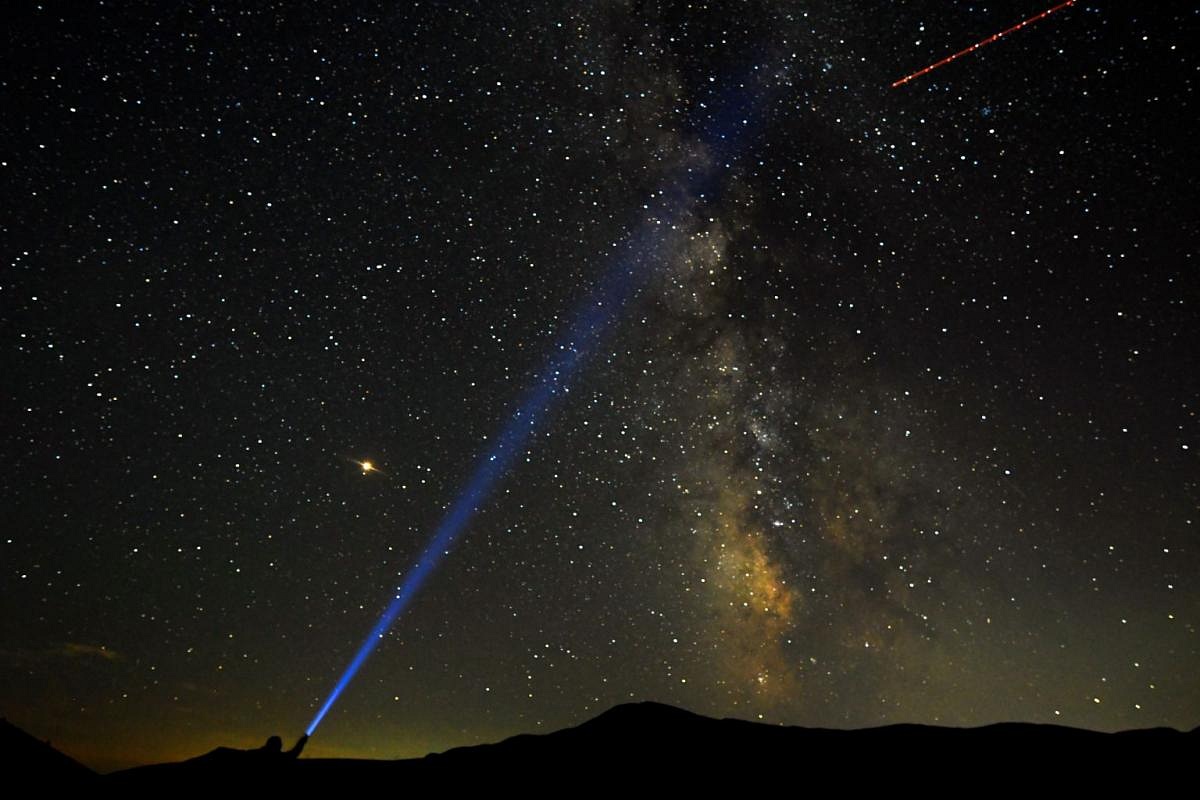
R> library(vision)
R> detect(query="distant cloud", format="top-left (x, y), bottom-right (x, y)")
top-left (60, 642), bottom-right (122, 662)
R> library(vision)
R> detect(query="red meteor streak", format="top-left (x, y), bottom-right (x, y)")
top-left (892, 1), bottom-right (1077, 88)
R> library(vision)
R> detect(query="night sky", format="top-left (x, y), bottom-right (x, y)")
top-left (3, 1), bottom-right (1197, 772)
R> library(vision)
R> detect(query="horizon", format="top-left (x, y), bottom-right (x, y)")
top-left (10, 698), bottom-right (1198, 775)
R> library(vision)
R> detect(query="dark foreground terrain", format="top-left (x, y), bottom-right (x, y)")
top-left (8, 703), bottom-right (1197, 791)
top-left (1, 717), bottom-right (96, 783)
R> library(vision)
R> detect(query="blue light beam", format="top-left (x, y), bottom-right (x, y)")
top-left (307, 69), bottom-right (772, 737)
top-left (307, 227), bottom-right (662, 736)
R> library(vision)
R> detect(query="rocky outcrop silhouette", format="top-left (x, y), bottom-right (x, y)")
top-left (0, 717), bottom-right (96, 787)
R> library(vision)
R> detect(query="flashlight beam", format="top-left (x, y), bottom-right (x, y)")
top-left (306, 226), bottom-right (668, 736)
top-left (306, 67), bottom-right (772, 737)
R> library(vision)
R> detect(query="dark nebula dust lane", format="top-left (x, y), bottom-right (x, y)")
top-left (1, 1), bottom-right (1197, 771)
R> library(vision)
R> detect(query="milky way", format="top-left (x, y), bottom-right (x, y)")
top-left (2, 1), bottom-right (1196, 771)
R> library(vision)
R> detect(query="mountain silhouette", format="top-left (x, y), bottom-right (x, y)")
top-left (0, 717), bottom-right (96, 786)
top-left (89, 702), bottom-right (1200, 790)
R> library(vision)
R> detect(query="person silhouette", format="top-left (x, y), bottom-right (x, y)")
top-left (246, 734), bottom-right (305, 760)
top-left (284, 734), bottom-right (308, 759)
top-left (258, 735), bottom-right (284, 754)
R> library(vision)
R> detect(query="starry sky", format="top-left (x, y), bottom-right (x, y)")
top-left (2, 1), bottom-right (1197, 772)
